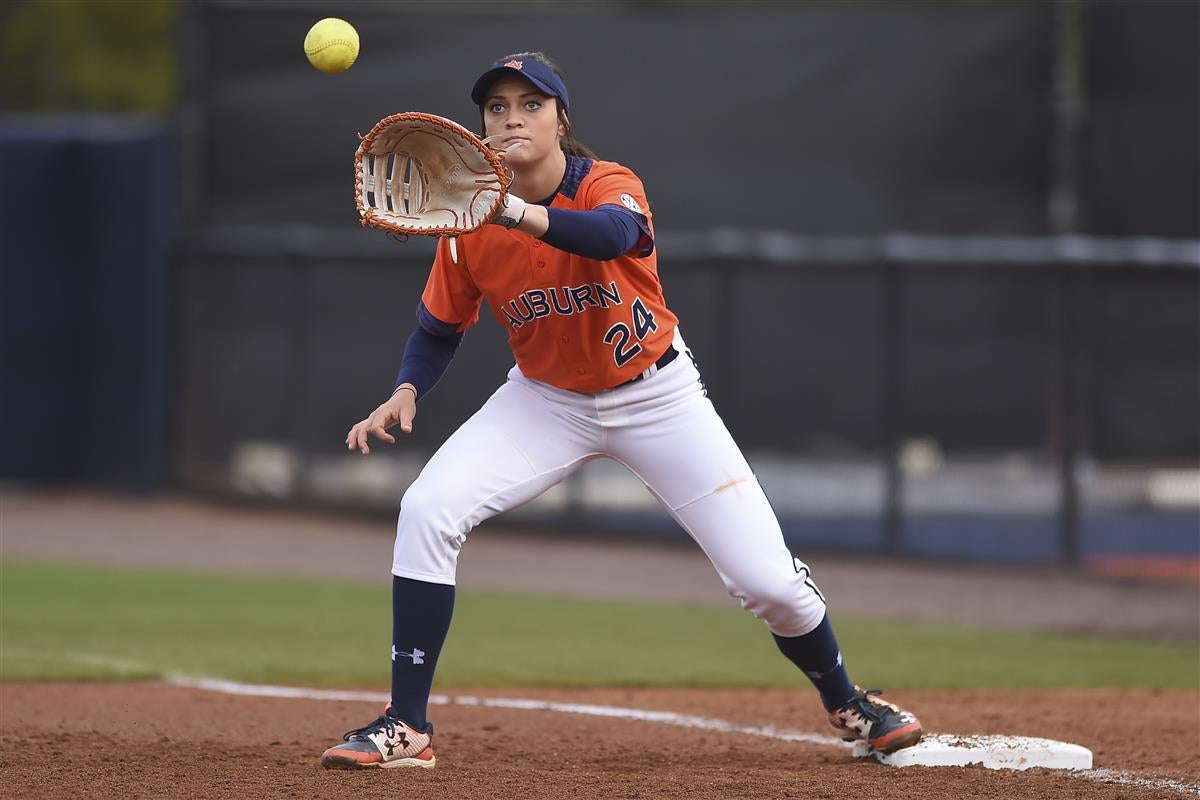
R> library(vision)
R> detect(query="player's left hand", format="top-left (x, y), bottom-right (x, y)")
top-left (488, 193), bottom-right (528, 229)
top-left (482, 136), bottom-right (527, 228)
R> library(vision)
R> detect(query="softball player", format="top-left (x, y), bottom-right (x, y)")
top-left (321, 52), bottom-right (922, 770)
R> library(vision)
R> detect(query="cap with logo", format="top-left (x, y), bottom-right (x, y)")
top-left (471, 57), bottom-right (570, 112)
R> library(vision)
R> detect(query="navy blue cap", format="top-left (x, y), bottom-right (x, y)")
top-left (471, 57), bottom-right (570, 112)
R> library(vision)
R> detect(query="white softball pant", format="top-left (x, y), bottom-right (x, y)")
top-left (391, 329), bottom-right (828, 637)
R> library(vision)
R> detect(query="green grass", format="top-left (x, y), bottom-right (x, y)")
top-left (1, 560), bottom-right (1196, 690)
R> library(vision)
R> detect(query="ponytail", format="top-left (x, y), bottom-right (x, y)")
top-left (556, 101), bottom-right (598, 160)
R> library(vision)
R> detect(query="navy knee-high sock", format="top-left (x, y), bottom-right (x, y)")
top-left (388, 576), bottom-right (455, 731)
top-left (773, 613), bottom-right (856, 712)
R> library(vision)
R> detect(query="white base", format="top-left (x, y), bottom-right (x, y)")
top-left (853, 733), bottom-right (1093, 771)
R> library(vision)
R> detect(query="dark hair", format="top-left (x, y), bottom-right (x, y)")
top-left (478, 51), bottom-right (598, 160)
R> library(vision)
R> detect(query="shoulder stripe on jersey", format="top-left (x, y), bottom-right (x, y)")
top-left (558, 155), bottom-right (594, 200)
top-left (416, 301), bottom-right (463, 337)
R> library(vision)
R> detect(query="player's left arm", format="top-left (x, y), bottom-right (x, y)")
top-left (495, 200), bottom-right (640, 261)
top-left (577, 167), bottom-right (654, 257)
top-left (494, 168), bottom-right (651, 260)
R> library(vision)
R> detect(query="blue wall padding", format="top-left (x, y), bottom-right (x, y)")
top-left (0, 116), bottom-right (173, 489)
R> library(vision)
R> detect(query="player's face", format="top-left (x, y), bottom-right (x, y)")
top-left (483, 75), bottom-right (565, 167)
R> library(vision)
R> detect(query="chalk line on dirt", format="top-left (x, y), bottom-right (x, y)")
top-left (7, 649), bottom-right (1196, 796)
top-left (167, 676), bottom-right (847, 747)
top-left (169, 676), bottom-right (1200, 796)
top-left (3, 647), bottom-right (159, 675)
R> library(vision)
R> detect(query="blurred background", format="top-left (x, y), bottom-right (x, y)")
top-left (2, 0), bottom-right (1197, 573)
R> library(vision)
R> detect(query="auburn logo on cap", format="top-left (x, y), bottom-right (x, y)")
top-left (504, 60), bottom-right (523, 69)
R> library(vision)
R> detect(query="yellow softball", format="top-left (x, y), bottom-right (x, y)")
top-left (304, 18), bottom-right (359, 74)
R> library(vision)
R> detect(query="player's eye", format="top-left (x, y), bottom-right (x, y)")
top-left (488, 103), bottom-right (505, 114)
top-left (525, 100), bottom-right (542, 111)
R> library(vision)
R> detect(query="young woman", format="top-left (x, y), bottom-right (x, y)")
top-left (320, 52), bottom-right (922, 770)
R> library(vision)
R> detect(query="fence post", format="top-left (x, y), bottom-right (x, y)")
top-left (1052, 266), bottom-right (1082, 566)
top-left (881, 263), bottom-right (904, 555)
top-left (1051, 0), bottom-right (1084, 567)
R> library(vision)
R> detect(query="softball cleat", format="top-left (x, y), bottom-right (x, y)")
top-left (321, 708), bottom-right (435, 769)
top-left (828, 687), bottom-right (923, 754)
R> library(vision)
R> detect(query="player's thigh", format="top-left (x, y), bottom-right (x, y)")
top-left (612, 394), bottom-right (791, 589)
top-left (394, 379), bottom-right (599, 582)
top-left (609, 376), bottom-right (825, 634)
top-left (609, 360), bottom-right (757, 512)
top-left (669, 484), bottom-right (826, 635)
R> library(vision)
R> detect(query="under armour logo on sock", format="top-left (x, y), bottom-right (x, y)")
top-left (391, 645), bottom-right (425, 665)
top-left (804, 651), bottom-right (844, 681)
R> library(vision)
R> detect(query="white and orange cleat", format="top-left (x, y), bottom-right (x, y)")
top-left (321, 708), bottom-right (435, 770)
top-left (829, 687), bottom-right (923, 754)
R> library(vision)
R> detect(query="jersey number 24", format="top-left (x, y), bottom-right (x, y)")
top-left (603, 297), bottom-right (658, 367)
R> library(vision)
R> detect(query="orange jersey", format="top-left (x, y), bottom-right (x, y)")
top-left (419, 157), bottom-right (679, 392)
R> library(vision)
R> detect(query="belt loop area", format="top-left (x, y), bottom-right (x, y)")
top-left (609, 331), bottom-right (683, 391)
top-left (624, 341), bottom-right (678, 387)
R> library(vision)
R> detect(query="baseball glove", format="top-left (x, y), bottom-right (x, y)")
top-left (355, 112), bottom-right (511, 237)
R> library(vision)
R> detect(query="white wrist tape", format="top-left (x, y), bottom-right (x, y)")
top-left (491, 194), bottom-right (527, 229)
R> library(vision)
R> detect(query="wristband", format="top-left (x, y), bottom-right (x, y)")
top-left (491, 194), bottom-right (527, 229)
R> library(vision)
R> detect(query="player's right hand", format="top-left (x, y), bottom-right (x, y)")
top-left (346, 385), bottom-right (417, 455)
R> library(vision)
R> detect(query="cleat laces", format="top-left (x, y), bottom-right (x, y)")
top-left (837, 688), bottom-right (912, 731)
top-left (855, 689), bottom-right (902, 718)
top-left (342, 715), bottom-right (401, 743)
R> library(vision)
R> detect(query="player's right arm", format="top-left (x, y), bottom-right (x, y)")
top-left (346, 239), bottom-right (481, 454)
top-left (345, 314), bottom-right (465, 453)
top-left (346, 383), bottom-right (416, 455)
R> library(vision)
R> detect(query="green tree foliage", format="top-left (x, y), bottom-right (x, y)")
top-left (0, 0), bottom-right (174, 112)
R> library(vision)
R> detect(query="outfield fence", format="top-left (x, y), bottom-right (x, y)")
top-left (173, 226), bottom-right (1200, 566)
top-left (3, 1), bottom-right (1198, 567)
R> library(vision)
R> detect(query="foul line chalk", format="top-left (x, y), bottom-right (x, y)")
top-left (9, 650), bottom-right (1195, 797)
top-left (4, 647), bottom-right (157, 675)
top-left (168, 676), bottom-right (845, 748)
top-left (168, 676), bottom-right (1199, 796)
top-left (442, 694), bottom-right (846, 748)
top-left (1085, 769), bottom-right (1200, 797)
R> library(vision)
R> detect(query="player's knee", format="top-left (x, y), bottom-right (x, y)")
top-left (399, 480), bottom-right (431, 519)
top-left (398, 480), bottom-right (457, 535)
top-left (393, 481), bottom-right (469, 581)
top-left (734, 578), bottom-right (825, 637)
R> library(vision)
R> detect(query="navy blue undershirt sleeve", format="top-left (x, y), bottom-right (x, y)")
top-left (598, 203), bottom-right (655, 258)
top-left (416, 302), bottom-right (461, 337)
top-left (542, 206), bottom-right (645, 260)
top-left (394, 303), bottom-right (463, 399)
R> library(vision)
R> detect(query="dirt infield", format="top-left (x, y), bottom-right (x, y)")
top-left (3, 490), bottom-right (1199, 797)
top-left (2, 683), bottom-right (1197, 799)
